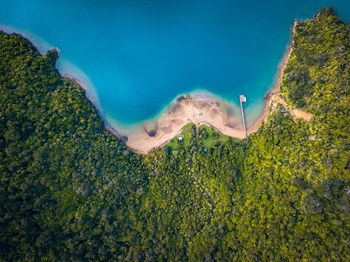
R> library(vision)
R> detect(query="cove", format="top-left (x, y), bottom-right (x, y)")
top-left (0, 0), bottom-right (349, 132)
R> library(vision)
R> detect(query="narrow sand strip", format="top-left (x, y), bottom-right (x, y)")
top-left (248, 20), bottom-right (312, 135)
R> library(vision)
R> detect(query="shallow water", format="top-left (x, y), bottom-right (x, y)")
top-left (1, 0), bottom-right (349, 130)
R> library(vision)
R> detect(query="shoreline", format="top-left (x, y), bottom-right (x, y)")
top-left (126, 94), bottom-right (246, 153)
top-left (246, 20), bottom-right (299, 134)
top-left (2, 20), bottom-right (310, 154)
top-left (247, 20), bottom-right (312, 134)
top-left (116, 20), bottom-right (311, 154)
top-left (65, 19), bottom-right (311, 154)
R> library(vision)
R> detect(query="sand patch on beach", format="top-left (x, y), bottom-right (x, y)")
top-left (123, 94), bottom-right (245, 153)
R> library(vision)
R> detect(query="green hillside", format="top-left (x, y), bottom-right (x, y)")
top-left (0, 7), bottom-right (349, 261)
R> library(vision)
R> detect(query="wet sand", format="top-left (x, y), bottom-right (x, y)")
top-left (123, 93), bottom-right (246, 153)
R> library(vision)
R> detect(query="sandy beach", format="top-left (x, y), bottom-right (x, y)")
top-left (123, 94), bottom-right (246, 153)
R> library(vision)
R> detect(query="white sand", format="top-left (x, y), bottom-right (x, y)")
top-left (124, 94), bottom-right (246, 153)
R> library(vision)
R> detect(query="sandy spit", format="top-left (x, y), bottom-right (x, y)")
top-left (124, 94), bottom-right (246, 153)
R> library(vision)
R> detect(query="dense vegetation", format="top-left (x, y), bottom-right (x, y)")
top-left (1, 7), bottom-right (349, 261)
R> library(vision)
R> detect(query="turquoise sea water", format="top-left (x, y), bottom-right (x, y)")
top-left (1, 0), bottom-right (349, 128)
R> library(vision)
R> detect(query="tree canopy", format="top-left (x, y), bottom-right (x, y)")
top-left (0, 6), bottom-right (349, 262)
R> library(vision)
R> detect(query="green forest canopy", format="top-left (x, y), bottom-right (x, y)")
top-left (0, 7), bottom-right (349, 261)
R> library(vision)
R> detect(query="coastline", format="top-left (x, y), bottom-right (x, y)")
top-left (3, 20), bottom-right (311, 154)
top-left (118, 20), bottom-right (312, 153)
top-left (62, 19), bottom-right (311, 154)
top-left (123, 93), bottom-right (246, 153)
top-left (247, 20), bottom-right (312, 135)
top-left (246, 20), bottom-right (299, 134)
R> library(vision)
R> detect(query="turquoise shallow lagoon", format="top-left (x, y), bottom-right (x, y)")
top-left (1, 0), bottom-right (349, 129)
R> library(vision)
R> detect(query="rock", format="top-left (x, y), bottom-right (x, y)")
top-left (148, 130), bottom-right (156, 137)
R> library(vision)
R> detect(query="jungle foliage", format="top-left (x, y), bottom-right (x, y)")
top-left (0, 7), bottom-right (349, 262)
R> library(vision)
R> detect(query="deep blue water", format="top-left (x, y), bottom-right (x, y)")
top-left (1, 0), bottom-right (349, 127)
